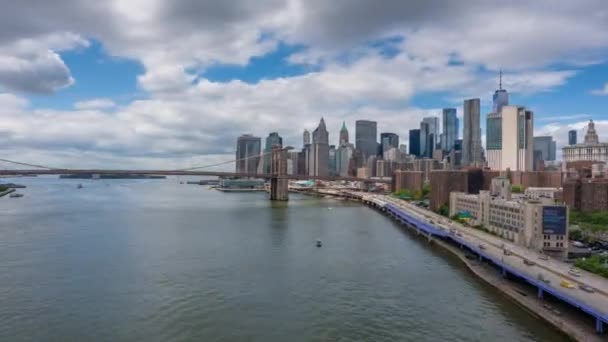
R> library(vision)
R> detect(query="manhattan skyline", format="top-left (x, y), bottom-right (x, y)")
top-left (0, 1), bottom-right (607, 170)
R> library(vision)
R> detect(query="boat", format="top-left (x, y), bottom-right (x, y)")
top-left (77, 184), bottom-right (83, 189)
top-left (316, 240), bottom-right (322, 247)
top-left (9, 193), bottom-right (23, 198)
top-left (327, 207), bottom-right (333, 210)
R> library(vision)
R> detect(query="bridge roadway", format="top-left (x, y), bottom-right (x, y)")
top-left (0, 169), bottom-right (389, 183)
top-left (317, 189), bottom-right (608, 333)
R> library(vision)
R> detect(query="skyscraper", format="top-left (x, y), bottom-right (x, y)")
top-left (568, 130), bottom-right (577, 145)
top-left (409, 129), bottom-right (420, 157)
top-left (501, 106), bottom-right (533, 171)
top-left (380, 132), bottom-right (399, 156)
top-left (533, 136), bottom-right (556, 161)
top-left (355, 120), bottom-right (377, 160)
top-left (303, 129), bottom-right (310, 146)
top-left (493, 70), bottom-right (509, 113)
top-left (336, 143), bottom-right (355, 177)
top-left (462, 98), bottom-right (482, 166)
top-left (441, 108), bottom-right (458, 152)
top-left (420, 117), bottom-right (438, 158)
top-left (309, 118), bottom-right (330, 176)
top-left (263, 132), bottom-right (283, 173)
top-left (236, 134), bottom-right (261, 174)
top-left (339, 121), bottom-right (349, 145)
top-left (486, 112), bottom-right (502, 170)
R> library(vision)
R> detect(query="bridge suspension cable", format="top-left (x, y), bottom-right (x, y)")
top-left (0, 157), bottom-right (64, 170)
top-left (176, 149), bottom-right (274, 171)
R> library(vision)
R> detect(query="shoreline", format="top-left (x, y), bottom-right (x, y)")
top-left (0, 188), bottom-right (16, 197)
top-left (312, 190), bottom-right (601, 342)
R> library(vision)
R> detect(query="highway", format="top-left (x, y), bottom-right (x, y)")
top-left (367, 193), bottom-right (608, 323)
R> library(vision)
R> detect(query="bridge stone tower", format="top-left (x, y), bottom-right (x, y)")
top-left (270, 146), bottom-right (289, 201)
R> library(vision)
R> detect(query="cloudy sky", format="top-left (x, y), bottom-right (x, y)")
top-left (0, 0), bottom-right (607, 170)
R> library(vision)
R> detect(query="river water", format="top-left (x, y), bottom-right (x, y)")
top-left (0, 177), bottom-right (569, 341)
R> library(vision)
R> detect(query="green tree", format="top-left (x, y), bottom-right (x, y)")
top-left (511, 184), bottom-right (523, 193)
top-left (422, 183), bottom-right (431, 198)
top-left (437, 204), bottom-right (449, 217)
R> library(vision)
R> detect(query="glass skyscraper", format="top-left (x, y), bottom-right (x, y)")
top-left (380, 132), bottom-right (399, 156)
top-left (441, 108), bottom-right (458, 152)
top-left (355, 120), bottom-right (378, 160)
top-left (409, 129), bottom-right (420, 157)
top-left (420, 117), bottom-right (438, 158)
top-left (568, 130), bottom-right (577, 145)
top-left (462, 98), bottom-right (482, 166)
top-left (236, 134), bottom-right (261, 174)
top-left (492, 71), bottom-right (509, 113)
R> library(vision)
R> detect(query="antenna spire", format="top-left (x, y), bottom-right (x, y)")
top-left (499, 69), bottom-right (503, 90)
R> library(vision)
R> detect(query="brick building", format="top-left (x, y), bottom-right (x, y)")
top-left (392, 170), bottom-right (424, 194)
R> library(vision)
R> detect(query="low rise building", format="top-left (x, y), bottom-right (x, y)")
top-left (392, 170), bottom-right (424, 193)
top-left (450, 177), bottom-right (569, 256)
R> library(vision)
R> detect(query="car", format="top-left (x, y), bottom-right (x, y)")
top-left (537, 273), bottom-right (550, 284)
top-left (523, 259), bottom-right (535, 266)
top-left (568, 269), bottom-right (581, 277)
top-left (560, 280), bottom-right (575, 289)
top-left (579, 284), bottom-right (595, 293)
top-left (538, 254), bottom-right (549, 260)
top-left (478, 244), bottom-right (486, 250)
top-left (456, 232), bottom-right (463, 237)
top-left (503, 249), bottom-right (512, 256)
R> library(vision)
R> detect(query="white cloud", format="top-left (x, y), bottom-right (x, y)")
top-left (591, 83), bottom-right (608, 95)
top-left (74, 98), bottom-right (116, 110)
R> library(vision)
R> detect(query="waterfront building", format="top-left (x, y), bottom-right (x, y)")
top-left (502, 106), bottom-right (534, 171)
top-left (420, 117), bottom-right (439, 158)
top-left (380, 132), bottom-right (399, 156)
top-left (568, 130), bottom-right (577, 146)
top-left (450, 177), bottom-right (568, 256)
top-left (339, 121), bottom-right (349, 145)
top-left (462, 98), bottom-right (482, 167)
top-left (263, 132), bottom-right (283, 174)
top-left (563, 120), bottom-right (608, 164)
top-left (355, 120), bottom-right (378, 160)
top-left (287, 151), bottom-right (300, 175)
top-left (409, 129), bottom-right (421, 157)
top-left (236, 134), bottom-right (261, 174)
top-left (441, 108), bottom-right (459, 152)
top-left (393, 170), bottom-right (424, 194)
top-left (308, 118), bottom-right (330, 177)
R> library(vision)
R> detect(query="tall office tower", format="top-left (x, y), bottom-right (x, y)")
top-left (462, 98), bottom-right (482, 166)
top-left (568, 130), bottom-right (577, 145)
top-left (355, 120), bottom-right (378, 159)
top-left (303, 129), bottom-right (310, 146)
top-left (336, 143), bottom-right (355, 177)
top-left (263, 132), bottom-right (283, 173)
top-left (309, 118), bottom-right (330, 176)
top-left (409, 129), bottom-right (420, 157)
top-left (486, 112), bottom-right (502, 170)
top-left (420, 117), bottom-right (439, 158)
top-left (501, 106), bottom-right (533, 171)
top-left (399, 144), bottom-right (408, 155)
top-left (328, 145), bottom-right (337, 176)
top-left (236, 134), bottom-right (261, 174)
top-left (380, 132), bottom-right (399, 156)
top-left (493, 70), bottom-right (509, 113)
top-left (533, 136), bottom-right (557, 161)
top-left (339, 121), bottom-right (349, 145)
top-left (441, 108), bottom-right (459, 152)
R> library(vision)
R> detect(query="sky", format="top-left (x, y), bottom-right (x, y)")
top-left (0, 0), bottom-right (607, 170)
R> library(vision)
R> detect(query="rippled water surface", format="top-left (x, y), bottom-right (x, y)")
top-left (0, 177), bottom-right (569, 341)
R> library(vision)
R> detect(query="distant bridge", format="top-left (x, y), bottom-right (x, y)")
top-left (0, 168), bottom-right (386, 183)
top-left (0, 148), bottom-right (390, 201)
